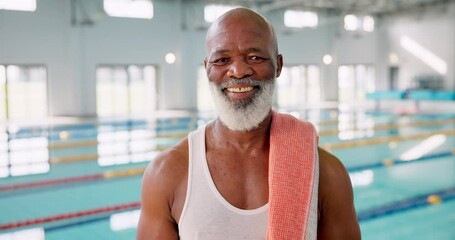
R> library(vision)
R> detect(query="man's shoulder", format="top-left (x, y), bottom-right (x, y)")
top-left (142, 138), bottom-right (189, 191)
top-left (317, 147), bottom-right (352, 202)
top-left (317, 147), bottom-right (348, 180)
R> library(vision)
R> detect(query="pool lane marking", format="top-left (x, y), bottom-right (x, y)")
top-left (0, 202), bottom-right (141, 231)
top-left (322, 129), bottom-right (455, 150)
top-left (318, 117), bottom-right (455, 136)
top-left (50, 153), bottom-right (99, 164)
top-left (0, 168), bottom-right (145, 192)
top-left (347, 150), bottom-right (455, 173)
top-left (49, 140), bottom-right (98, 150)
top-left (358, 187), bottom-right (455, 222)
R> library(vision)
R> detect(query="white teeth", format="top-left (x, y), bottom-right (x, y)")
top-left (227, 87), bottom-right (254, 93)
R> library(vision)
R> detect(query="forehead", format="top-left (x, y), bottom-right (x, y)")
top-left (206, 23), bottom-right (272, 54)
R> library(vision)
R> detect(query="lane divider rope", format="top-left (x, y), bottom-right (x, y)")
top-left (0, 202), bottom-right (141, 231)
top-left (0, 168), bottom-right (145, 192)
top-left (358, 187), bottom-right (455, 221)
top-left (318, 117), bottom-right (455, 136)
top-left (322, 129), bottom-right (455, 150)
top-left (347, 150), bottom-right (455, 172)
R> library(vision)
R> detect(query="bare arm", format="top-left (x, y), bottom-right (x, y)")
top-left (137, 147), bottom-right (187, 240)
top-left (317, 148), bottom-right (361, 240)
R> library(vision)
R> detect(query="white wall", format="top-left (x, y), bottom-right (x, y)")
top-left (1, 0), bottom-right (453, 118)
top-left (385, 2), bottom-right (455, 91)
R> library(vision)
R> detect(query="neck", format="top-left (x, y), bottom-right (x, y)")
top-left (208, 111), bottom-right (272, 151)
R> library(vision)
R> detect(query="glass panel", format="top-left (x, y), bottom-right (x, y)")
top-left (128, 65), bottom-right (156, 116)
top-left (6, 65), bottom-right (47, 120)
top-left (355, 65), bottom-right (376, 101)
top-left (307, 65), bottom-right (321, 103)
top-left (277, 66), bottom-right (306, 109)
top-left (143, 66), bottom-right (157, 113)
top-left (113, 67), bottom-right (129, 116)
top-left (356, 65), bottom-right (367, 101)
top-left (96, 67), bottom-right (114, 117)
top-left (0, 65), bottom-right (6, 121)
top-left (6, 65), bottom-right (26, 119)
top-left (129, 65), bottom-right (145, 116)
top-left (366, 66), bottom-right (376, 93)
top-left (197, 66), bottom-right (215, 112)
top-left (338, 65), bottom-right (356, 102)
top-left (28, 66), bottom-right (47, 118)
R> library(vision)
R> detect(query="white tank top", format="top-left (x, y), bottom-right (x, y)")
top-left (178, 127), bottom-right (269, 239)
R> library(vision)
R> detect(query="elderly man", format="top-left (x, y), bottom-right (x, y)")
top-left (137, 8), bottom-right (360, 240)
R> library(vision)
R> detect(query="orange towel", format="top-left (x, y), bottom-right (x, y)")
top-left (267, 111), bottom-right (319, 240)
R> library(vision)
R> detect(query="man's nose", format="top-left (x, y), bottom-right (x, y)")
top-left (227, 60), bottom-right (254, 79)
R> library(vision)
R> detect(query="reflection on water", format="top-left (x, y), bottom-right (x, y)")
top-left (110, 209), bottom-right (141, 231)
top-left (1, 126), bottom-right (49, 178)
top-left (97, 127), bottom-right (159, 166)
top-left (400, 134), bottom-right (447, 161)
top-left (338, 111), bottom-right (376, 140)
top-left (0, 227), bottom-right (44, 240)
top-left (350, 170), bottom-right (374, 187)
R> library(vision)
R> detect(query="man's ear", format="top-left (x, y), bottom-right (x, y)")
top-left (203, 58), bottom-right (208, 69)
top-left (276, 54), bottom-right (283, 77)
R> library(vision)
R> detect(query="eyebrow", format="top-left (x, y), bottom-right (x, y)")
top-left (212, 47), bottom-right (265, 55)
top-left (244, 47), bottom-right (264, 53)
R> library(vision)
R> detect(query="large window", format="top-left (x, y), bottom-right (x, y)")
top-left (96, 65), bottom-right (157, 118)
top-left (277, 65), bottom-right (321, 109)
top-left (103, 0), bottom-right (153, 19)
top-left (0, 65), bottom-right (48, 120)
top-left (338, 65), bottom-right (375, 103)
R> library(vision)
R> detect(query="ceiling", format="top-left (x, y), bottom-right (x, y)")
top-left (190, 0), bottom-right (453, 15)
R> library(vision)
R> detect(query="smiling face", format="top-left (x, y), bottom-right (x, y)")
top-left (204, 8), bottom-right (283, 131)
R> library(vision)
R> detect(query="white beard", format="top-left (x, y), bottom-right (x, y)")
top-left (209, 78), bottom-right (275, 132)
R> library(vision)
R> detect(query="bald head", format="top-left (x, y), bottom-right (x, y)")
top-left (205, 8), bottom-right (279, 56)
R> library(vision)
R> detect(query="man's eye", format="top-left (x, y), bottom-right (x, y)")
top-left (213, 58), bottom-right (230, 64)
top-left (249, 56), bottom-right (266, 62)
